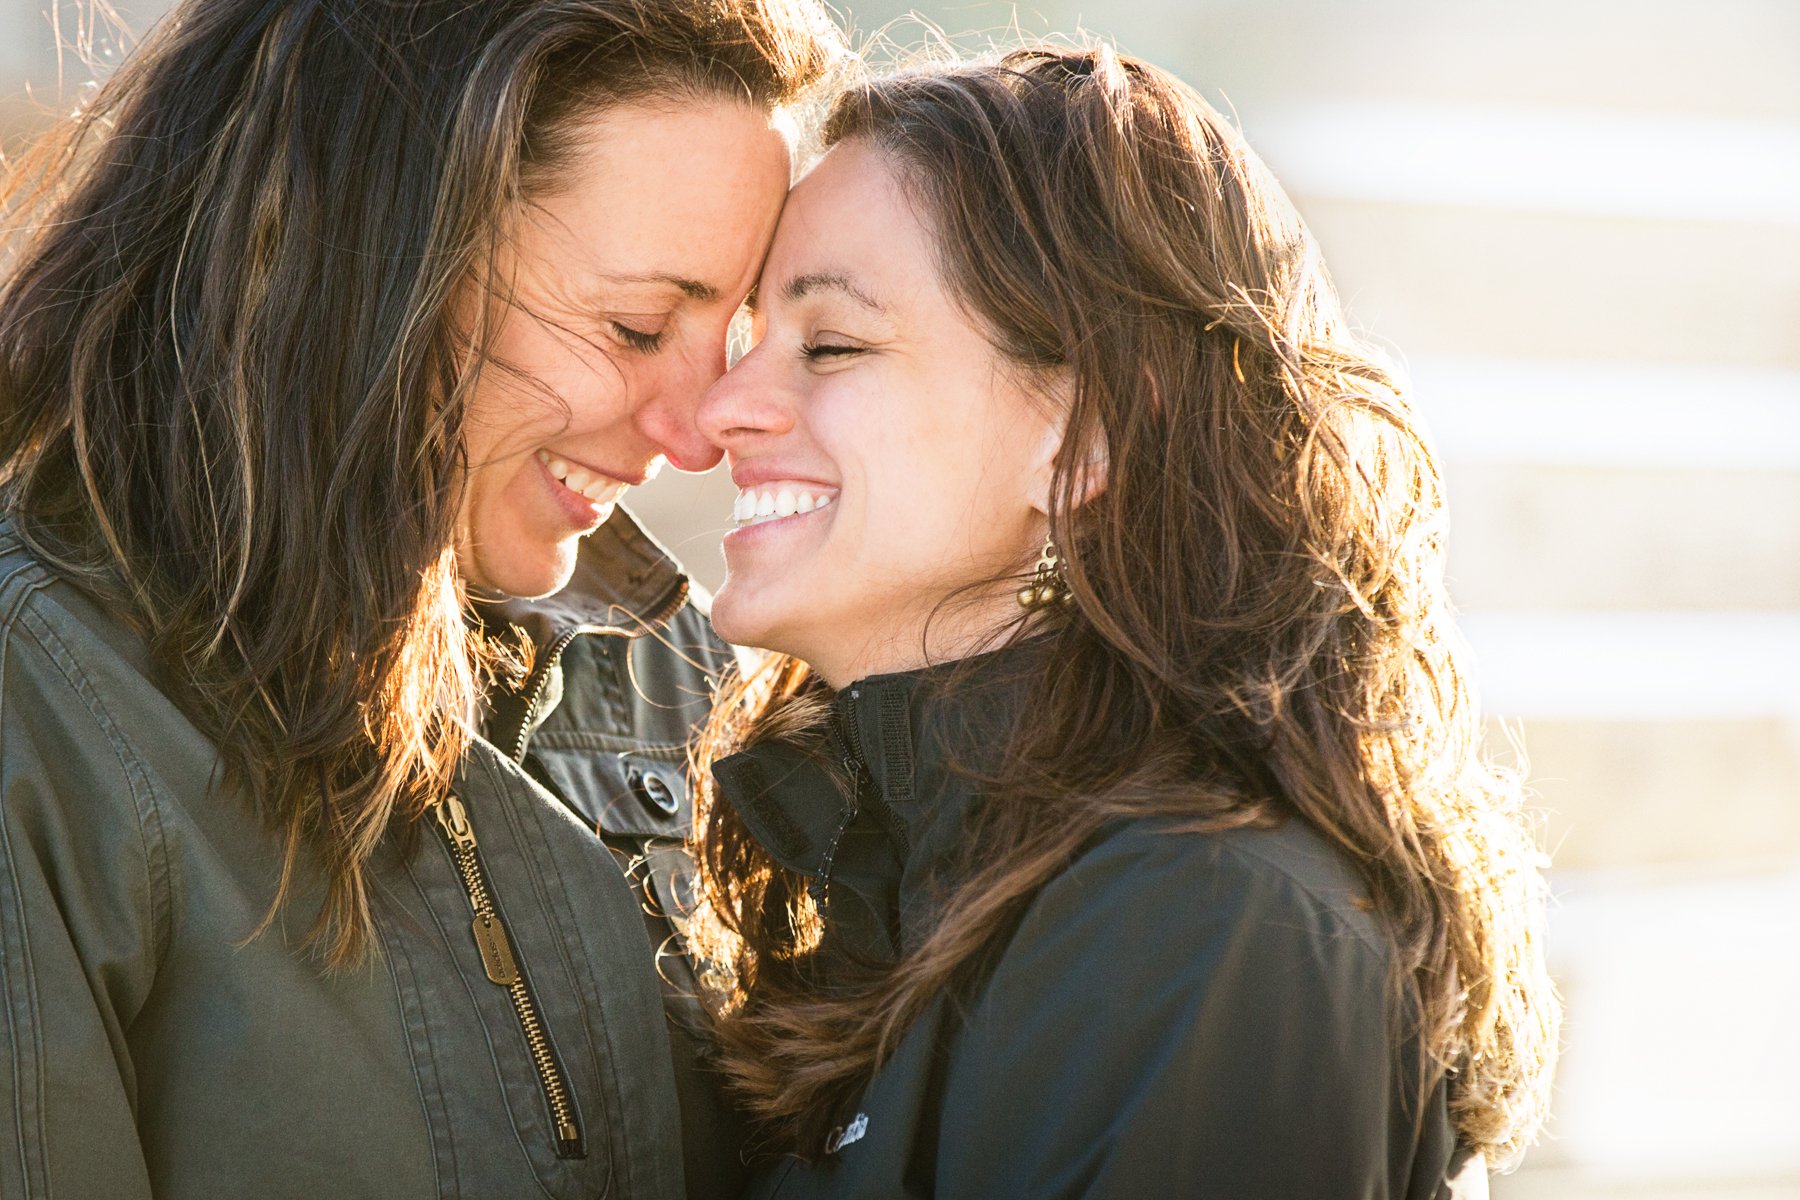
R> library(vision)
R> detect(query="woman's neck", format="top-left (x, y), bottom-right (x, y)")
top-left (807, 592), bottom-right (1047, 690)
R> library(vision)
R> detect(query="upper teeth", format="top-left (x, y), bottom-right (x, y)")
top-left (538, 450), bottom-right (624, 504)
top-left (733, 485), bottom-right (834, 526)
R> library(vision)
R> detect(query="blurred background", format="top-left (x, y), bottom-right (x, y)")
top-left (5, 2), bottom-right (1798, 1196)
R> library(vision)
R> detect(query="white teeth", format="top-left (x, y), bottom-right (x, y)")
top-left (732, 485), bottom-right (837, 526)
top-left (540, 451), bottom-right (619, 505)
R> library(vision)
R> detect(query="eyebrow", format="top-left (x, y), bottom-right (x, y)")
top-left (600, 271), bottom-right (719, 302)
top-left (778, 271), bottom-right (886, 313)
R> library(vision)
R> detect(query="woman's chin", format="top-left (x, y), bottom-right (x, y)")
top-left (707, 583), bottom-right (765, 650)
top-left (709, 578), bottom-right (805, 659)
top-left (463, 536), bottom-right (580, 600)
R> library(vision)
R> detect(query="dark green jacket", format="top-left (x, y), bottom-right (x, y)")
top-left (712, 647), bottom-right (1489, 1200)
top-left (0, 509), bottom-right (732, 1199)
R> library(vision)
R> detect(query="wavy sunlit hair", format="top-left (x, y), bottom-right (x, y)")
top-left (692, 45), bottom-right (1557, 1164)
top-left (0, 0), bottom-right (839, 966)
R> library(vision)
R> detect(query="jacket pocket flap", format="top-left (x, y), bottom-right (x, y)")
top-left (531, 748), bottom-right (691, 838)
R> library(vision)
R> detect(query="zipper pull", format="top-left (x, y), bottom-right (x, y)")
top-left (471, 911), bottom-right (521, 986)
top-left (435, 795), bottom-right (479, 855)
top-left (433, 797), bottom-right (519, 985)
top-left (834, 687), bottom-right (871, 789)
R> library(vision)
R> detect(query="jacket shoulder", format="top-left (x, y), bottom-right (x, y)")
top-left (0, 524), bottom-right (52, 620)
top-left (0, 534), bottom-right (160, 708)
top-left (925, 815), bottom-right (1411, 1198)
top-left (963, 812), bottom-right (1396, 1064)
top-left (0, 527), bottom-right (206, 931)
top-left (1049, 812), bottom-right (1387, 960)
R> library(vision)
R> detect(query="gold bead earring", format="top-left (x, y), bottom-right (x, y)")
top-left (1016, 534), bottom-right (1071, 610)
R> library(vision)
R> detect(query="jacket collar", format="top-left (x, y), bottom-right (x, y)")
top-left (472, 505), bottom-right (692, 758)
top-left (475, 504), bottom-right (691, 653)
top-left (711, 639), bottom-right (1044, 960)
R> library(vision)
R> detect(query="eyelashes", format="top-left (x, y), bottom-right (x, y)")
top-left (606, 324), bottom-right (863, 361)
top-left (801, 341), bottom-right (862, 361)
top-left (611, 322), bottom-right (664, 353)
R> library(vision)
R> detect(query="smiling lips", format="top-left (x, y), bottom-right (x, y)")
top-left (732, 484), bottom-right (837, 527)
top-left (537, 449), bottom-right (628, 507)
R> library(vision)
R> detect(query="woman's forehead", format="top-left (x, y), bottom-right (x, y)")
top-left (761, 144), bottom-right (934, 313)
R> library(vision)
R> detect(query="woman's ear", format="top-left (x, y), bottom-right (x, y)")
top-left (1025, 377), bottom-right (1108, 516)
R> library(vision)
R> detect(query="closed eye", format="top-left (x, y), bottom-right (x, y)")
top-left (612, 322), bottom-right (664, 353)
top-left (801, 341), bottom-right (862, 361)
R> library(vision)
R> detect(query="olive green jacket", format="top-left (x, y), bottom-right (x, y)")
top-left (0, 511), bottom-right (732, 1199)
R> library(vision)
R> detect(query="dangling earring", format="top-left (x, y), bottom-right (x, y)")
top-left (1017, 534), bottom-right (1071, 610)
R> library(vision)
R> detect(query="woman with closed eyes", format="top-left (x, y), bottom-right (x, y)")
top-left (0, 1), bottom-right (839, 1194)
top-left (687, 46), bottom-right (1558, 1199)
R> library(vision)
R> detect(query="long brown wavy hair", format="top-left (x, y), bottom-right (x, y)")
top-left (0, 0), bottom-right (838, 966)
top-left (692, 45), bottom-right (1558, 1164)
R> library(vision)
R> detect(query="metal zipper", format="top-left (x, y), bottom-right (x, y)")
top-left (495, 573), bottom-right (691, 764)
top-left (506, 629), bottom-right (582, 763)
top-left (836, 687), bottom-right (911, 856)
top-left (809, 685), bottom-right (917, 912)
top-left (434, 794), bottom-right (584, 1158)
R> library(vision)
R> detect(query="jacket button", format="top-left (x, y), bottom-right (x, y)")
top-left (628, 768), bottom-right (680, 817)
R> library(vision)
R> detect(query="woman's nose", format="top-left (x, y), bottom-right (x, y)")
top-left (696, 342), bottom-right (796, 453)
top-left (630, 334), bottom-right (732, 472)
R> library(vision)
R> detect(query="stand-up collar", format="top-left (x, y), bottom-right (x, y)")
top-left (475, 504), bottom-right (690, 653)
top-left (712, 640), bottom-right (1045, 962)
top-left (472, 505), bottom-right (692, 758)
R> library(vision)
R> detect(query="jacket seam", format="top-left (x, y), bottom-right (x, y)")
top-left (407, 815), bottom-right (561, 1199)
top-left (528, 731), bottom-right (686, 759)
top-left (0, 550), bottom-right (43, 606)
top-left (1050, 818), bottom-right (1385, 959)
top-left (376, 913), bottom-right (456, 1198)
top-left (0, 592), bottom-right (48, 1198)
top-left (473, 748), bottom-right (616, 1197)
top-left (14, 599), bottom-right (176, 971)
top-left (1207, 832), bottom-right (1386, 957)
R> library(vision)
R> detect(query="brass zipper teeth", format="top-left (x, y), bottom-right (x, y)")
top-left (509, 629), bottom-right (581, 763)
top-left (499, 576), bottom-right (691, 764)
top-left (436, 796), bottom-right (583, 1152)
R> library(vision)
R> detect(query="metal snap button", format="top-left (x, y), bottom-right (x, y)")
top-left (628, 767), bottom-right (680, 816)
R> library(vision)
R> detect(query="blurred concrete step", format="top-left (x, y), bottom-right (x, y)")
top-left (1413, 359), bottom-right (1800, 472)
top-left (1248, 102), bottom-right (1800, 224)
top-left (1296, 199), bottom-right (1800, 367)
top-left (1494, 1168), bottom-right (1800, 1200)
top-left (1489, 717), bottom-right (1800, 870)
top-left (1502, 865), bottom-right (1800, 1184)
top-left (1443, 465), bottom-right (1800, 611)
top-left (1459, 610), bottom-right (1800, 720)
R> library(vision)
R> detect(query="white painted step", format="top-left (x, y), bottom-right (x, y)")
top-left (1459, 610), bottom-right (1800, 721)
top-left (1250, 100), bottom-right (1800, 224)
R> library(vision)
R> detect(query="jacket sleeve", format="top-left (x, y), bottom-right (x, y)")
top-left (0, 607), bottom-right (162, 1198)
top-left (934, 825), bottom-right (1422, 1200)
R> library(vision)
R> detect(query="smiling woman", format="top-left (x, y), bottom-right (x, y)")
top-left (689, 46), bottom-right (1556, 1199)
top-left (702, 140), bottom-right (1067, 685)
top-left (0, 0), bottom-right (840, 1196)
top-left (459, 100), bottom-right (793, 598)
